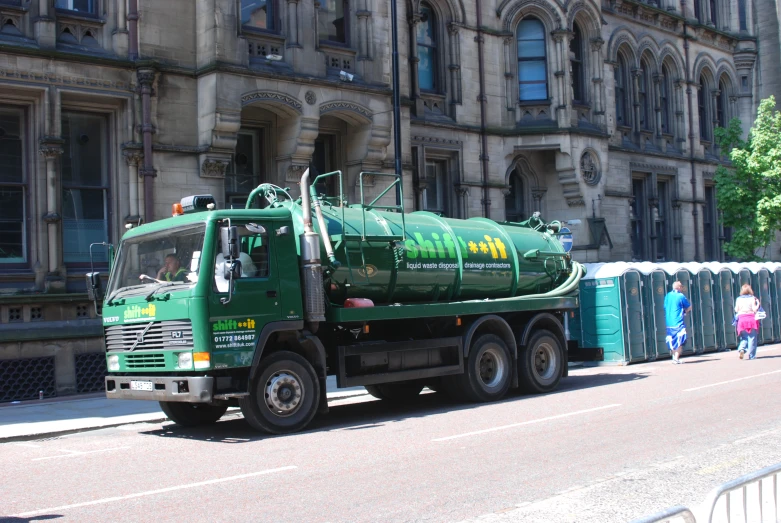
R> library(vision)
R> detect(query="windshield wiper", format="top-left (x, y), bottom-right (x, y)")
top-left (106, 284), bottom-right (148, 305)
top-left (145, 281), bottom-right (188, 301)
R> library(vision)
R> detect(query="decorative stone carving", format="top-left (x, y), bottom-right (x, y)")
top-left (201, 158), bottom-right (230, 179)
top-left (319, 101), bottom-right (373, 121)
top-left (286, 164), bottom-right (308, 182)
top-left (42, 212), bottom-right (62, 224)
top-left (123, 149), bottom-right (144, 166)
top-left (241, 91), bottom-right (303, 112)
top-left (305, 91), bottom-right (317, 105)
top-left (0, 69), bottom-right (132, 90)
top-left (38, 142), bottom-right (63, 160)
top-left (136, 68), bottom-right (156, 88)
top-left (580, 150), bottom-right (601, 186)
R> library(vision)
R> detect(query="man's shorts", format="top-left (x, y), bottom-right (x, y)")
top-left (666, 325), bottom-right (687, 351)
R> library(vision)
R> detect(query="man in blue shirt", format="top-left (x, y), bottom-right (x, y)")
top-left (664, 281), bottom-right (692, 364)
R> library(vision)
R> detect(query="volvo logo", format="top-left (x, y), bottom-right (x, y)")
top-left (130, 322), bottom-right (155, 351)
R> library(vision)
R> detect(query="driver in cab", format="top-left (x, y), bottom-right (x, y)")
top-left (147, 254), bottom-right (188, 282)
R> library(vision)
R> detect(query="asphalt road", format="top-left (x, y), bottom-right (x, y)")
top-left (3, 346), bottom-right (781, 523)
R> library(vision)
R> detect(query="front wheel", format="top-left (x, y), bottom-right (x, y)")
top-left (159, 402), bottom-right (228, 427)
top-left (518, 329), bottom-right (563, 393)
top-left (239, 351), bottom-right (320, 435)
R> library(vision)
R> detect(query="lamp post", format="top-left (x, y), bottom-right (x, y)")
top-left (390, 0), bottom-right (403, 206)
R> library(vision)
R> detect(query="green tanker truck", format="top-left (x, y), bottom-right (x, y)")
top-left (89, 170), bottom-right (584, 434)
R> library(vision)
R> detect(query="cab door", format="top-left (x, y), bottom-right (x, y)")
top-left (208, 221), bottom-right (281, 368)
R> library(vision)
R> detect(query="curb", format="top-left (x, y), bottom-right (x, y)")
top-left (0, 391), bottom-right (370, 444)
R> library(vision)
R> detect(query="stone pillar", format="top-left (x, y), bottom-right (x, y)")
top-left (409, 13), bottom-right (423, 116)
top-left (123, 149), bottom-right (144, 223)
top-left (591, 37), bottom-right (605, 128)
top-left (653, 74), bottom-right (663, 139)
top-left (632, 68), bottom-right (642, 136)
top-left (552, 30), bottom-right (572, 128)
top-left (137, 69), bottom-right (157, 223)
top-left (286, 0), bottom-right (301, 48)
top-left (674, 80), bottom-right (686, 152)
top-left (447, 25), bottom-right (462, 109)
top-left (734, 50), bottom-right (757, 140)
top-left (532, 187), bottom-right (547, 213)
top-left (35, 0), bottom-right (57, 48)
top-left (503, 37), bottom-right (515, 114)
top-left (38, 140), bottom-right (64, 278)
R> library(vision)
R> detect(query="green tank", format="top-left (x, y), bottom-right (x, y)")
top-left (277, 200), bottom-right (571, 305)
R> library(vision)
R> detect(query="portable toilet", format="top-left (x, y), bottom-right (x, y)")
top-left (657, 263), bottom-right (695, 356)
top-left (632, 262), bottom-right (670, 360)
top-left (681, 262), bottom-right (718, 353)
top-left (746, 262), bottom-right (775, 344)
top-left (702, 262), bottom-right (737, 351)
top-left (725, 262), bottom-right (752, 298)
top-left (766, 262), bottom-right (781, 342)
top-left (575, 263), bottom-right (647, 364)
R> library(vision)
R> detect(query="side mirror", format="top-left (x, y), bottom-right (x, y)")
top-left (276, 226), bottom-right (290, 236)
top-left (223, 260), bottom-right (242, 280)
top-left (85, 272), bottom-right (103, 301)
top-left (221, 226), bottom-right (240, 259)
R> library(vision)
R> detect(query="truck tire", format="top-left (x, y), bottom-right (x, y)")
top-left (364, 381), bottom-right (424, 401)
top-left (445, 334), bottom-right (512, 402)
top-left (518, 329), bottom-right (563, 393)
top-left (239, 350), bottom-right (320, 434)
top-left (159, 402), bottom-right (228, 427)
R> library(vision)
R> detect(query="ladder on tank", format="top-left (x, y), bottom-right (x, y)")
top-left (312, 171), bottom-right (406, 286)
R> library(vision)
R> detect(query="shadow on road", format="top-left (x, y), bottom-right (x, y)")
top-left (0, 515), bottom-right (63, 522)
top-left (138, 370), bottom-right (650, 443)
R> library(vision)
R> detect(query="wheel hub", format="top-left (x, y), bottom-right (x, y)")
top-left (478, 347), bottom-right (506, 388)
top-left (265, 372), bottom-right (303, 416)
top-left (533, 342), bottom-right (557, 381)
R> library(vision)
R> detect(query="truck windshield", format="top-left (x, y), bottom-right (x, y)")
top-left (106, 224), bottom-right (206, 300)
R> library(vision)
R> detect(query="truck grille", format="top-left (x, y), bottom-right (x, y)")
top-left (125, 353), bottom-right (166, 368)
top-left (105, 320), bottom-right (193, 351)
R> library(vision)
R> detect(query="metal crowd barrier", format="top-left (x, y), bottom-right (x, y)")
top-left (630, 462), bottom-right (781, 523)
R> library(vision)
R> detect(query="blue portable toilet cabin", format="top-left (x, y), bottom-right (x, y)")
top-left (574, 263), bottom-right (647, 364)
top-left (702, 262), bottom-right (737, 351)
top-left (681, 262), bottom-right (718, 353)
top-left (631, 262), bottom-right (670, 360)
top-left (657, 263), bottom-right (695, 355)
top-left (746, 262), bottom-right (775, 344)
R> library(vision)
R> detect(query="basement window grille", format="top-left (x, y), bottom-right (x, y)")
top-left (75, 352), bottom-right (107, 393)
top-left (0, 356), bottom-right (57, 403)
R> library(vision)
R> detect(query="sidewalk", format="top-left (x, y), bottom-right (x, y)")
top-left (0, 376), bottom-right (367, 443)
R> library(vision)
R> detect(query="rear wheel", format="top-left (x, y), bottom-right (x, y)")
top-left (239, 351), bottom-right (320, 435)
top-left (159, 402), bottom-right (228, 427)
top-left (365, 381), bottom-right (425, 401)
top-left (518, 329), bottom-right (563, 393)
top-left (444, 334), bottom-right (512, 402)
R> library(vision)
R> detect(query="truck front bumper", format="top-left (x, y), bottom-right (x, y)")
top-left (105, 376), bottom-right (213, 403)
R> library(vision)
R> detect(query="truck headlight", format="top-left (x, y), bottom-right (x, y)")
top-left (177, 352), bottom-right (193, 369)
top-left (107, 355), bottom-right (119, 371)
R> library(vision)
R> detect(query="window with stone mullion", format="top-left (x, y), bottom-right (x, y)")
top-left (55, 0), bottom-right (95, 14)
top-left (698, 76), bottom-right (710, 141)
top-left (0, 107), bottom-right (26, 265)
top-left (241, 0), bottom-right (277, 32)
top-left (660, 65), bottom-right (672, 134)
top-left (417, 4), bottom-right (439, 93)
top-left (615, 55), bottom-right (630, 127)
top-left (517, 18), bottom-right (548, 102)
top-left (570, 23), bottom-right (585, 104)
top-left (318, 0), bottom-right (349, 45)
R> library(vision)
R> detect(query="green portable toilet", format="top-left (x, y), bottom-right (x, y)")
top-left (747, 263), bottom-right (775, 344)
top-left (658, 263), bottom-right (695, 356)
top-left (632, 262), bottom-right (670, 360)
top-left (726, 263), bottom-right (752, 299)
top-left (703, 262), bottom-right (737, 351)
top-left (766, 262), bottom-right (781, 342)
top-left (682, 262), bottom-right (718, 353)
top-left (576, 263), bottom-right (647, 364)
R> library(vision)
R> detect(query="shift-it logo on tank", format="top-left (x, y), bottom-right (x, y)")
top-left (403, 232), bottom-right (512, 270)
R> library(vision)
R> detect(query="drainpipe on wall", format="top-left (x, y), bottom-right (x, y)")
top-left (138, 68), bottom-right (156, 223)
top-left (683, 20), bottom-right (702, 261)
top-left (475, 0), bottom-right (490, 218)
top-left (128, 0), bottom-right (139, 60)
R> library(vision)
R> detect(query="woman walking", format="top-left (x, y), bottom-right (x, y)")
top-left (734, 284), bottom-right (760, 360)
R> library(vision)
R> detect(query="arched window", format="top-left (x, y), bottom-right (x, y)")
top-left (709, 0), bottom-right (718, 26)
top-left (517, 18), bottom-right (548, 101)
top-left (505, 173), bottom-right (525, 222)
top-left (717, 79), bottom-right (728, 128)
top-left (699, 75), bottom-right (710, 140)
top-left (639, 60), bottom-right (651, 131)
top-left (241, 0), bottom-right (276, 31)
top-left (615, 54), bottom-right (629, 127)
top-left (693, 0), bottom-right (702, 21)
top-left (660, 64), bottom-right (672, 134)
top-left (416, 4), bottom-right (438, 92)
top-left (318, 0), bottom-right (348, 44)
top-left (570, 23), bottom-right (585, 104)
top-left (738, 0), bottom-right (747, 30)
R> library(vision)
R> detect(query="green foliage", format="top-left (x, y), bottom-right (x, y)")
top-left (713, 96), bottom-right (781, 261)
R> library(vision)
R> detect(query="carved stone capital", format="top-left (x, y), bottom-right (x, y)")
top-left (123, 149), bottom-right (144, 166)
top-left (200, 158), bottom-right (229, 179)
top-left (531, 187), bottom-right (548, 200)
top-left (136, 68), bottom-right (156, 88)
top-left (286, 164), bottom-right (308, 182)
top-left (139, 167), bottom-right (158, 178)
top-left (447, 23), bottom-right (459, 36)
top-left (38, 144), bottom-right (63, 161)
top-left (566, 198), bottom-right (585, 207)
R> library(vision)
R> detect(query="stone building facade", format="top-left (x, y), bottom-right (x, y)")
top-left (0, 0), bottom-right (768, 398)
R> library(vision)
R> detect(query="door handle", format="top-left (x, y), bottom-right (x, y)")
top-left (266, 290), bottom-right (277, 298)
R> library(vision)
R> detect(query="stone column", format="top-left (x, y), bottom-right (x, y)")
top-left (503, 37), bottom-right (515, 114)
top-left (35, 0), bottom-right (56, 48)
top-left (591, 37), bottom-right (605, 127)
top-left (653, 74), bottom-right (663, 139)
top-left (39, 140), bottom-right (64, 277)
top-left (674, 80), bottom-right (686, 152)
top-left (287, 0), bottom-right (301, 48)
top-left (552, 30), bottom-right (571, 128)
top-left (137, 69), bottom-right (157, 223)
top-left (448, 25), bottom-right (462, 108)
top-left (357, 8), bottom-right (370, 60)
top-left (632, 68), bottom-right (642, 136)
top-left (532, 187), bottom-right (547, 214)
top-left (409, 14), bottom-right (423, 115)
top-left (123, 149), bottom-right (144, 223)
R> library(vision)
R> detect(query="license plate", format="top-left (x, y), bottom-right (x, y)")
top-left (130, 381), bottom-right (154, 391)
